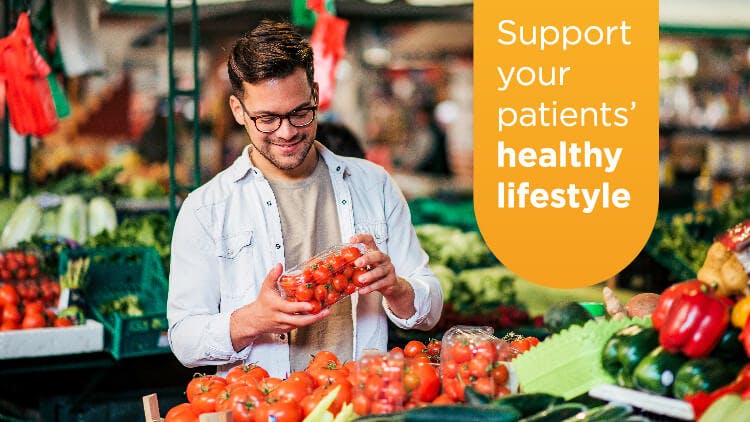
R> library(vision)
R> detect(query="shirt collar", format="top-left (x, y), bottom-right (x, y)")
top-left (231, 141), bottom-right (350, 183)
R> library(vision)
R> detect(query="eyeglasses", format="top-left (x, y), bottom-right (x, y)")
top-left (238, 99), bottom-right (318, 133)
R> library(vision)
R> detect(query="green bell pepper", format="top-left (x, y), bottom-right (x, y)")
top-left (602, 325), bottom-right (659, 388)
top-left (633, 346), bottom-right (687, 396)
top-left (673, 358), bottom-right (736, 400)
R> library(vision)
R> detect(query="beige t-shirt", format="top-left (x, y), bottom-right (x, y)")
top-left (266, 157), bottom-right (353, 372)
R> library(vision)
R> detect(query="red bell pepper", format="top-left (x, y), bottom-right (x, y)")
top-left (685, 363), bottom-right (750, 419)
top-left (658, 284), bottom-right (729, 358)
top-left (652, 280), bottom-right (712, 330)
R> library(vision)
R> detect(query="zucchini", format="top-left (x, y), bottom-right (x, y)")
top-left (353, 413), bottom-right (406, 422)
top-left (519, 403), bottom-right (587, 422)
top-left (403, 405), bottom-right (520, 422)
top-left (490, 393), bottom-right (564, 417)
top-left (562, 404), bottom-right (632, 421)
top-left (464, 385), bottom-right (492, 406)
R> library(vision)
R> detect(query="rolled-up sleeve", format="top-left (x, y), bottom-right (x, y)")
top-left (381, 175), bottom-right (443, 330)
top-left (167, 197), bottom-right (251, 367)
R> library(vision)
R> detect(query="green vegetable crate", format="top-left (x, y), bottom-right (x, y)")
top-left (59, 247), bottom-right (170, 360)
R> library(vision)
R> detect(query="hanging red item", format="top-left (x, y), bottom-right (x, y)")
top-left (0, 12), bottom-right (59, 136)
top-left (310, 11), bottom-right (348, 111)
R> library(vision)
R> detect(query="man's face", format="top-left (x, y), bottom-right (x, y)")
top-left (230, 68), bottom-right (318, 173)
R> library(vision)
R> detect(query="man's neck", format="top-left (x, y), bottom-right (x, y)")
top-left (249, 145), bottom-right (319, 181)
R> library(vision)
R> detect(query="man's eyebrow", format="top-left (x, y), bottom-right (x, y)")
top-left (249, 100), bottom-right (314, 116)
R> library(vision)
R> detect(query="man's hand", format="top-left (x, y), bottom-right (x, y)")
top-left (230, 263), bottom-right (330, 351)
top-left (349, 234), bottom-right (416, 320)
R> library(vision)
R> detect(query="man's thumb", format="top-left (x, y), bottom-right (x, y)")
top-left (264, 263), bottom-right (284, 287)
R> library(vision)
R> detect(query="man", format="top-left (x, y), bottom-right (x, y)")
top-left (167, 20), bottom-right (442, 378)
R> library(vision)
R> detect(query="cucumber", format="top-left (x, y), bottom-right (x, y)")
top-left (519, 403), bottom-right (587, 422)
top-left (403, 405), bottom-right (520, 422)
top-left (352, 412), bottom-right (406, 422)
top-left (490, 393), bottom-right (565, 417)
top-left (464, 385), bottom-right (492, 406)
top-left (562, 404), bottom-right (632, 421)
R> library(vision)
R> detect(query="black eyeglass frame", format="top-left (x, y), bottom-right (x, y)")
top-left (237, 98), bottom-right (318, 134)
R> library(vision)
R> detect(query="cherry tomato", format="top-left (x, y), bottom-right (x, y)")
top-left (352, 392), bottom-right (371, 415)
top-left (491, 363), bottom-right (509, 386)
top-left (24, 254), bottom-right (38, 268)
top-left (314, 285), bottom-right (328, 301)
top-left (54, 316), bottom-right (74, 327)
top-left (431, 394), bottom-right (454, 405)
top-left (469, 355), bottom-right (491, 378)
top-left (404, 340), bottom-right (426, 358)
top-left (351, 268), bottom-right (368, 288)
top-left (21, 311), bottom-right (46, 329)
top-left (340, 246), bottom-right (362, 262)
top-left (295, 283), bottom-right (314, 301)
top-left (473, 376), bottom-right (495, 396)
top-left (426, 339), bottom-right (441, 357)
top-left (331, 274), bottom-right (348, 292)
top-left (450, 341), bottom-right (472, 364)
top-left (308, 300), bottom-right (322, 314)
top-left (325, 289), bottom-right (340, 306)
top-left (312, 265), bottom-right (331, 285)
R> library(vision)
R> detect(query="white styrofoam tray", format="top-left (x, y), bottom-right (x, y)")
top-left (0, 319), bottom-right (104, 359)
top-left (588, 384), bottom-right (695, 420)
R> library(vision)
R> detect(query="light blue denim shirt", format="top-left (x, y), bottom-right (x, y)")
top-left (167, 142), bottom-right (443, 378)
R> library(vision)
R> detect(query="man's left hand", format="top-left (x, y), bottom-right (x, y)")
top-left (349, 233), bottom-right (415, 320)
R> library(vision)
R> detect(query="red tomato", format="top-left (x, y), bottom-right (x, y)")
top-left (491, 363), bottom-right (509, 386)
top-left (441, 360), bottom-right (458, 378)
top-left (165, 403), bottom-right (198, 422)
top-left (314, 285), bottom-right (327, 302)
top-left (0, 270), bottom-right (11, 281)
top-left (257, 377), bottom-right (283, 396)
top-left (299, 393), bottom-right (321, 417)
top-left (287, 371), bottom-right (316, 390)
top-left (352, 392), bottom-right (371, 415)
top-left (473, 376), bottom-right (495, 396)
top-left (0, 284), bottom-right (19, 306)
top-left (473, 340), bottom-right (498, 362)
top-left (185, 374), bottom-right (227, 403)
top-left (344, 284), bottom-right (356, 295)
top-left (226, 364), bottom-right (270, 385)
top-left (404, 340), bottom-right (426, 358)
top-left (215, 385), bottom-right (263, 422)
top-left (325, 289), bottom-right (340, 306)
top-left (295, 283), bottom-right (314, 301)
top-left (450, 342), bottom-right (472, 364)
top-left (370, 399), bottom-right (396, 415)
top-left (24, 254), bottom-right (38, 268)
top-left (54, 316), bottom-right (74, 327)
top-left (253, 400), bottom-right (302, 422)
top-left (409, 361), bottom-right (439, 403)
top-left (5, 259), bottom-right (19, 272)
top-left (426, 339), bottom-right (441, 357)
top-left (190, 389), bottom-right (221, 414)
top-left (311, 265), bottom-right (331, 285)
top-left (267, 379), bottom-right (312, 402)
top-left (308, 300), bottom-right (323, 314)
top-left (340, 246), bottom-right (362, 262)
top-left (0, 321), bottom-right (17, 331)
top-left (331, 274), bottom-right (348, 292)
top-left (3, 304), bottom-right (21, 325)
top-left (23, 301), bottom-right (44, 314)
top-left (309, 350), bottom-right (340, 368)
top-left (21, 312), bottom-right (46, 329)
top-left (326, 255), bottom-right (348, 273)
top-left (432, 394), bottom-right (454, 405)
top-left (469, 356), bottom-right (491, 378)
top-left (442, 378), bottom-right (465, 402)
top-left (15, 268), bottom-right (28, 281)
top-left (351, 268), bottom-right (368, 288)
top-left (511, 336), bottom-right (540, 352)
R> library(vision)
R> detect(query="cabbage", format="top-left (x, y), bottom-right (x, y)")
top-left (57, 195), bottom-right (88, 244)
top-left (87, 196), bottom-right (117, 236)
top-left (0, 197), bottom-right (42, 248)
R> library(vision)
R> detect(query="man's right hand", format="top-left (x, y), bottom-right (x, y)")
top-left (229, 263), bottom-right (330, 351)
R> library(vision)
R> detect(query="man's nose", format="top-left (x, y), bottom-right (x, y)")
top-left (275, 117), bottom-right (298, 140)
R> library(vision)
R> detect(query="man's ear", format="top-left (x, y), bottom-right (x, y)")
top-left (229, 95), bottom-right (247, 126)
top-left (312, 82), bottom-right (319, 104)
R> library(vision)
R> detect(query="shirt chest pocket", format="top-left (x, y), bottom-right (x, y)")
top-left (216, 230), bottom-right (256, 301)
top-left (216, 230), bottom-right (254, 259)
top-left (354, 222), bottom-right (388, 248)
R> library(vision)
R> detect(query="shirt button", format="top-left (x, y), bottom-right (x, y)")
top-left (275, 244), bottom-right (281, 249)
top-left (341, 200), bottom-right (347, 205)
top-left (336, 166), bottom-right (341, 172)
top-left (279, 333), bottom-right (286, 340)
top-left (266, 201), bottom-right (272, 206)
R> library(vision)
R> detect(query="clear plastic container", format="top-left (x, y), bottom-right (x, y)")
top-left (276, 243), bottom-right (366, 314)
top-left (440, 325), bottom-right (518, 401)
top-left (353, 349), bottom-right (405, 415)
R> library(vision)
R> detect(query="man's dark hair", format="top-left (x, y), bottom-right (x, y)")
top-left (227, 19), bottom-right (314, 97)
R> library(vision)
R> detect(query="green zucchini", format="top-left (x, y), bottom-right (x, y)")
top-left (490, 393), bottom-right (564, 417)
top-left (352, 412), bottom-right (406, 422)
top-left (403, 405), bottom-right (520, 422)
top-left (464, 385), bottom-right (492, 406)
top-left (562, 404), bottom-right (632, 421)
top-left (519, 403), bottom-right (587, 422)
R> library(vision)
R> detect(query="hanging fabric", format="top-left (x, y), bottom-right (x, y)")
top-left (0, 12), bottom-right (59, 136)
top-left (52, 0), bottom-right (105, 77)
top-left (309, 10), bottom-right (349, 111)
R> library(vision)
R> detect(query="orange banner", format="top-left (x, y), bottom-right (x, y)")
top-left (474, 1), bottom-right (659, 288)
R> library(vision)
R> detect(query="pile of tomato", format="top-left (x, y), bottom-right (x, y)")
top-left (277, 245), bottom-right (365, 314)
top-left (0, 251), bottom-right (68, 331)
top-left (440, 334), bottom-right (515, 402)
